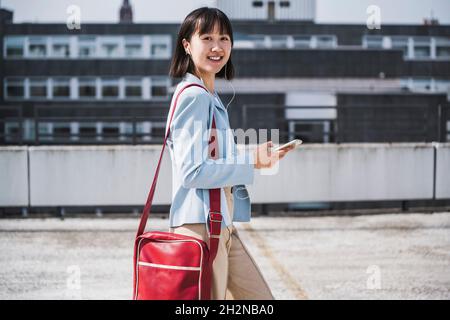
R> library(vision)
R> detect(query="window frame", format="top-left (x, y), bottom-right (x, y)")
top-left (124, 77), bottom-right (143, 99)
top-left (100, 77), bottom-right (120, 99)
top-left (78, 77), bottom-right (97, 99)
top-left (4, 36), bottom-right (26, 58)
top-left (50, 36), bottom-right (71, 58)
top-left (78, 36), bottom-right (97, 58)
top-left (124, 36), bottom-right (143, 58)
top-left (29, 77), bottom-right (49, 99)
top-left (4, 77), bottom-right (26, 100)
top-left (28, 36), bottom-right (48, 58)
top-left (149, 35), bottom-right (171, 59)
top-left (149, 77), bottom-right (170, 100)
top-left (51, 77), bottom-right (72, 99)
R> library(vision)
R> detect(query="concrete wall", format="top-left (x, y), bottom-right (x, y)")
top-left (0, 143), bottom-right (448, 207)
top-left (250, 143), bottom-right (435, 203)
top-left (0, 146), bottom-right (28, 206)
top-left (436, 143), bottom-right (450, 199)
top-left (28, 145), bottom-right (172, 206)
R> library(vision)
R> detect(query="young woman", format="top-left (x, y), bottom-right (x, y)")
top-left (165, 7), bottom-right (294, 300)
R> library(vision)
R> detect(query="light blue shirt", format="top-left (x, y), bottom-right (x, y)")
top-left (165, 72), bottom-right (255, 228)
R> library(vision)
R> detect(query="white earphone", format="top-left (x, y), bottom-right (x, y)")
top-left (183, 46), bottom-right (234, 109)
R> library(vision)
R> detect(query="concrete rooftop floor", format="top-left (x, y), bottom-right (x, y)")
top-left (0, 211), bottom-right (449, 300)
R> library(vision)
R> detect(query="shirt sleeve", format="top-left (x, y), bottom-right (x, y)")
top-left (170, 87), bottom-right (255, 189)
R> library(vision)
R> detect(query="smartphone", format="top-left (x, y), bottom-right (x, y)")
top-left (273, 139), bottom-right (303, 152)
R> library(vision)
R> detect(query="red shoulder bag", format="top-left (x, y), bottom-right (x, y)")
top-left (133, 83), bottom-right (222, 300)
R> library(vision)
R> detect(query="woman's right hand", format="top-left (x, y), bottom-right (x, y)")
top-left (253, 141), bottom-right (294, 169)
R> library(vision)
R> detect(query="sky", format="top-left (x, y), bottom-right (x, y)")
top-left (1, 0), bottom-right (449, 24)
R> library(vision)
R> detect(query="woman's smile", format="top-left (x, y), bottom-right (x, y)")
top-left (207, 55), bottom-right (224, 64)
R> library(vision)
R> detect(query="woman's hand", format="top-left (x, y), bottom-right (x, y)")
top-left (253, 141), bottom-right (295, 169)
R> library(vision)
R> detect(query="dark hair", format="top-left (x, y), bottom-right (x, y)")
top-left (169, 7), bottom-right (235, 80)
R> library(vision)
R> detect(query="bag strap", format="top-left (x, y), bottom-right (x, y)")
top-left (136, 83), bottom-right (223, 261)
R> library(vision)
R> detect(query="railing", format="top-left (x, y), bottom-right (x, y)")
top-left (0, 106), bottom-right (24, 145)
top-left (1, 105), bottom-right (168, 145)
top-left (241, 105), bottom-right (339, 143)
top-left (1, 104), bottom-right (449, 145)
top-left (33, 116), bottom-right (165, 145)
top-left (241, 104), bottom-right (449, 143)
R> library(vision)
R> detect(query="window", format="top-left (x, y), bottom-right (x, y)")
top-left (447, 121), bottom-right (450, 142)
top-left (364, 36), bottom-right (383, 48)
top-left (150, 78), bottom-right (169, 99)
top-left (101, 78), bottom-right (119, 98)
top-left (79, 78), bottom-right (96, 98)
top-left (102, 43), bottom-right (119, 57)
top-left (38, 122), bottom-right (53, 141)
top-left (53, 123), bottom-right (72, 139)
top-left (414, 45), bottom-right (430, 58)
top-left (51, 37), bottom-right (70, 57)
top-left (100, 122), bottom-right (120, 141)
top-left (79, 123), bottom-right (98, 139)
top-left (135, 122), bottom-right (151, 141)
top-left (4, 122), bottom-right (21, 142)
top-left (28, 37), bottom-right (47, 57)
top-left (52, 78), bottom-right (71, 98)
top-left (270, 35), bottom-right (289, 48)
top-left (315, 35), bottom-right (336, 48)
top-left (391, 37), bottom-right (409, 58)
top-left (5, 78), bottom-right (25, 98)
top-left (252, 1), bottom-right (263, 7)
top-left (150, 36), bottom-right (171, 58)
top-left (4, 36), bottom-right (25, 57)
top-left (234, 33), bottom-right (259, 49)
top-left (437, 46), bottom-right (450, 58)
top-left (21, 118), bottom-right (36, 141)
top-left (248, 35), bottom-right (267, 48)
top-left (124, 37), bottom-right (143, 57)
top-left (149, 122), bottom-right (166, 142)
top-left (413, 37), bottom-right (431, 59)
top-left (434, 80), bottom-right (450, 92)
top-left (435, 37), bottom-right (450, 59)
top-left (124, 78), bottom-right (142, 98)
top-left (268, 1), bottom-right (275, 21)
top-left (289, 120), bottom-right (335, 143)
top-left (410, 78), bottom-right (434, 92)
top-left (79, 36), bottom-right (96, 57)
top-left (280, 1), bottom-right (290, 7)
top-left (100, 37), bottom-right (121, 58)
top-left (363, 35), bottom-right (450, 60)
top-left (29, 78), bottom-right (48, 98)
top-left (293, 35), bottom-right (311, 48)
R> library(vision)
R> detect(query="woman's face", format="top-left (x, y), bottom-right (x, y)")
top-left (183, 23), bottom-right (232, 77)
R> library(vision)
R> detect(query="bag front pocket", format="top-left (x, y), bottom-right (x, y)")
top-left (137, 261), bottom-right (201, 300)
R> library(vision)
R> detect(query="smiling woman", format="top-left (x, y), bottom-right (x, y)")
top-left (134, 6), bottom-right (293, 302)
top-left (169, 7), bottom-right (235, 94)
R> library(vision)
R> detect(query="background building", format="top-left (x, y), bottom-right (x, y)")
top-left (0, 0), bottom-right (449, 214)
top-left (1, 0), bottom-right (449, 146)
top-left (216, 0), bottom-right (316, 22)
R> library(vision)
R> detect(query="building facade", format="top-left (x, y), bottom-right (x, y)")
top-left (216, 0), bottom-right (315, 22)
top-left (1, 1), bottom-right (449, 146)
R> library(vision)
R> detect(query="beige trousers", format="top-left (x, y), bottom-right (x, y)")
top-left (169, 186), bottom-right (275, 300)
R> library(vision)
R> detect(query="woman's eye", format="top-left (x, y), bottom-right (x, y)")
top-left (202, 36), bottom-right (229, 41)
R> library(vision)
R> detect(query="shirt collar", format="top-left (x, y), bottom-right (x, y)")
top-left (183, 72), bottom-right (204, 87)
